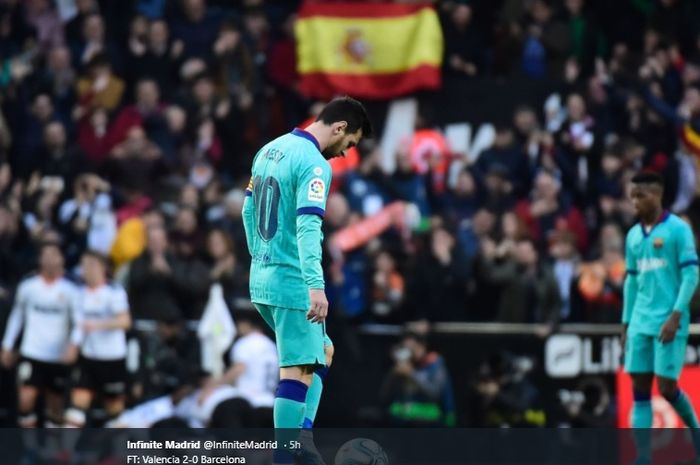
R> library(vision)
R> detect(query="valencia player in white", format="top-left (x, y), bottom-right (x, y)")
top-left (64, 250), bottom-right (132, 427)
top-left (1, 242), bottom-right (79, 427)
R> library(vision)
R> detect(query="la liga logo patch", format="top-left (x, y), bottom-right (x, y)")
top-left (308, 178), bottom-right (325, 202)
top-left (654, 237), bottom-right (664, 249)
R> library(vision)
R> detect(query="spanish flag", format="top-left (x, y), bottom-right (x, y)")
top-left (296, 2), bottom-right (443, 100)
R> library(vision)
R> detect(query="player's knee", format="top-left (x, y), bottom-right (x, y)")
top-left (658, 382), bottom-right (678, 402)
top-left (632, 375), bottom-right (653, 393)
top-left (104, 396), bottom-right (125, 417)
top-left (70, 388), bottom-right (93, 410)
top-left (18, 386), bottom-right (39, 411)
top-left (324, 344), bottom-right (334, 367)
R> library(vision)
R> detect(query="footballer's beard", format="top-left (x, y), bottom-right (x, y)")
top-left (322, 141), bottom-right (346, 160)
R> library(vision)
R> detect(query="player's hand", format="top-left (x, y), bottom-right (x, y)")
top-left (659, 312), bottom-right (681, 344)
top-left (307, 289), bottom-right (328, 324)
top-left (0, 349), bottom-right (16, 369)
top-left (82, 320), bottom-right (101, 333)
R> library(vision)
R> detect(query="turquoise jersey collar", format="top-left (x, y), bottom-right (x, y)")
top-left (641, 209), bottom-right (670, 238)
top-left (291, 128), bottom-right (321, 152)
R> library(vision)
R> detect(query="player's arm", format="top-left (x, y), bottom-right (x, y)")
top-left (296, 160), bottom-right (332, 323)
top-left (664, 222), bottom-right (700, 340)
top-left (242, 175), bottom-right (255, 252)
top-left (1, 283), bottom-right (26, 367)
top-left (65, 286), bottom-right (83, 363)
top-left (622, 233), bottom-right (638, 326)
top-left (83, 287), bottom-right (132, 332)
top-left (622, 232), bottom-right (638, 352)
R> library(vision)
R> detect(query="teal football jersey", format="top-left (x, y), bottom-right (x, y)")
top-left (625, 211), bottom-right (699, 335)
top-left (245, 129), bottom-right (331, 310)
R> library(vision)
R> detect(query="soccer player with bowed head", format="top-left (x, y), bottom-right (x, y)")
top-left (242, 97), bottom-right (371, 451)
top-left (623, 172), bottom-right (700, 464)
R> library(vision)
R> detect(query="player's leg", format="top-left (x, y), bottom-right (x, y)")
top-left (16, 359), bottom-right (41, 427)
top-left (101, 359), bottom-right (128, 425)
top-left (303, 335), bottom-right (333, 429)
top-left (655, 335), bottom-right (699, 428)
top-left (270, 307), bottom-right (326, 465)
top-left (272, 306), bottom-right (325, 428)
top-left (255, 304), bottom-right (310, 427)
top-left (45, 390), bottom-right (65, 427)
top-left (655, 335), bottom-right (700, 461)
top-left (64, 357), bottom-right (95, 428)
top-left (44, 363), bottom-right (70, 427)
top-left (626, 332), bottom-right (655, 464)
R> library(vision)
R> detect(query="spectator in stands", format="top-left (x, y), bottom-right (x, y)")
top-left (475, 125), bottom-right (529, 198)
top-left (77, 107), bottom-right (111, 167)
top-left (480, 237), bottom-right (561, 325)
top-left (389, 148), bottom-right (431, 217)
top-left (370, 250), bottom-right (405, 321)
top-left (72, 13), bottom-right (120, 72)
top-left (343, 143), bottom-right (388, 216)
top-left (65, 0), bottom-right (100, 50)
top-left (548, 230), bottom-right (580, 322)
top-left (442, 3), bottom-right (484, 78)
top-left (128, 19), bottom-right (180, 100)
top-left (40, 46), bottom-right (77, 122)
top-left (76, 53), bottom-right (125, 115)
top-left (469, 351), bottom-right (544, 427)
top-left (32, 121), bottom-right (85, 188)
top-left (170, 206), bottom-right (209, 319)
top-left (25, 0), bottom-right (64, 54)
top-left (407, 227), bottom-right (469, 322)
top-left (110, 79), bottom-right (168, 151)
top-left (57, 173), bottom-right (114, 265)
top-left (138, 314), bottom-right (202, 401)
top-left (555, 93), bottom-right (596, 203)
top-left (127, 225), bottom-right (184, 320)
top-left (381, 331), bottom-right (456, 427)
top-left (442, 168), bottom-right (480, 235)
top-left (14, 94), bottom-right (58, 179)
top-left (170, 0), bottom-right (221, 61)
top-left (205, 227), bottom-right (248, 309)
top-left (106, 126), bottom-right (166, 192)
top-left (515, 170), bottom-right (588, 253)
top-left (571, 223), bottom-right (625, 323)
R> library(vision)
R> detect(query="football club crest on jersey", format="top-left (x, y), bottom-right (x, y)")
top-left (653, 237), bottom-right (664, 249)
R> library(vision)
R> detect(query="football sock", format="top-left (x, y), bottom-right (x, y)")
top-left (304, 367), bottom-right (329, 429)
top-left (273, 379), bottom-right (308, 465)
top-left (632, 391), bottom-right (652, 462)
top-left (670, 390), bottom-right (700, 428)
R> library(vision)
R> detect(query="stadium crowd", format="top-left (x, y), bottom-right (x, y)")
top-left (0, 0), bottom-right (699, 428)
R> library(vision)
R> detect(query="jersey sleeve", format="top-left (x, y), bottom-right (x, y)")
top-left (296, 157), bottom-right (332, 218)
top-left (623, 230), bottom-right (638, 325)
top-left (625, 229), bottom-right (638, 275)
top-left (677, 222), bottom-right (699, 268)
top-left (110, 285), bottom-right (130, 315)
top-left (673, 221), bottom-right (699, 314)
top-left (231, 339), bottom-right (246, 364)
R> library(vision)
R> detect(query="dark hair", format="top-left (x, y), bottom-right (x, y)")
top-left (631, 171), bottom-right (664, 188)
top-left (39, 240), bottom-right (63, 254)
top-left (401, 330), bottom-right (428, 348)
top-left (316, 96), bottom-right (373, 138)
top-left (81, 249), bottom-right (111, 269)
